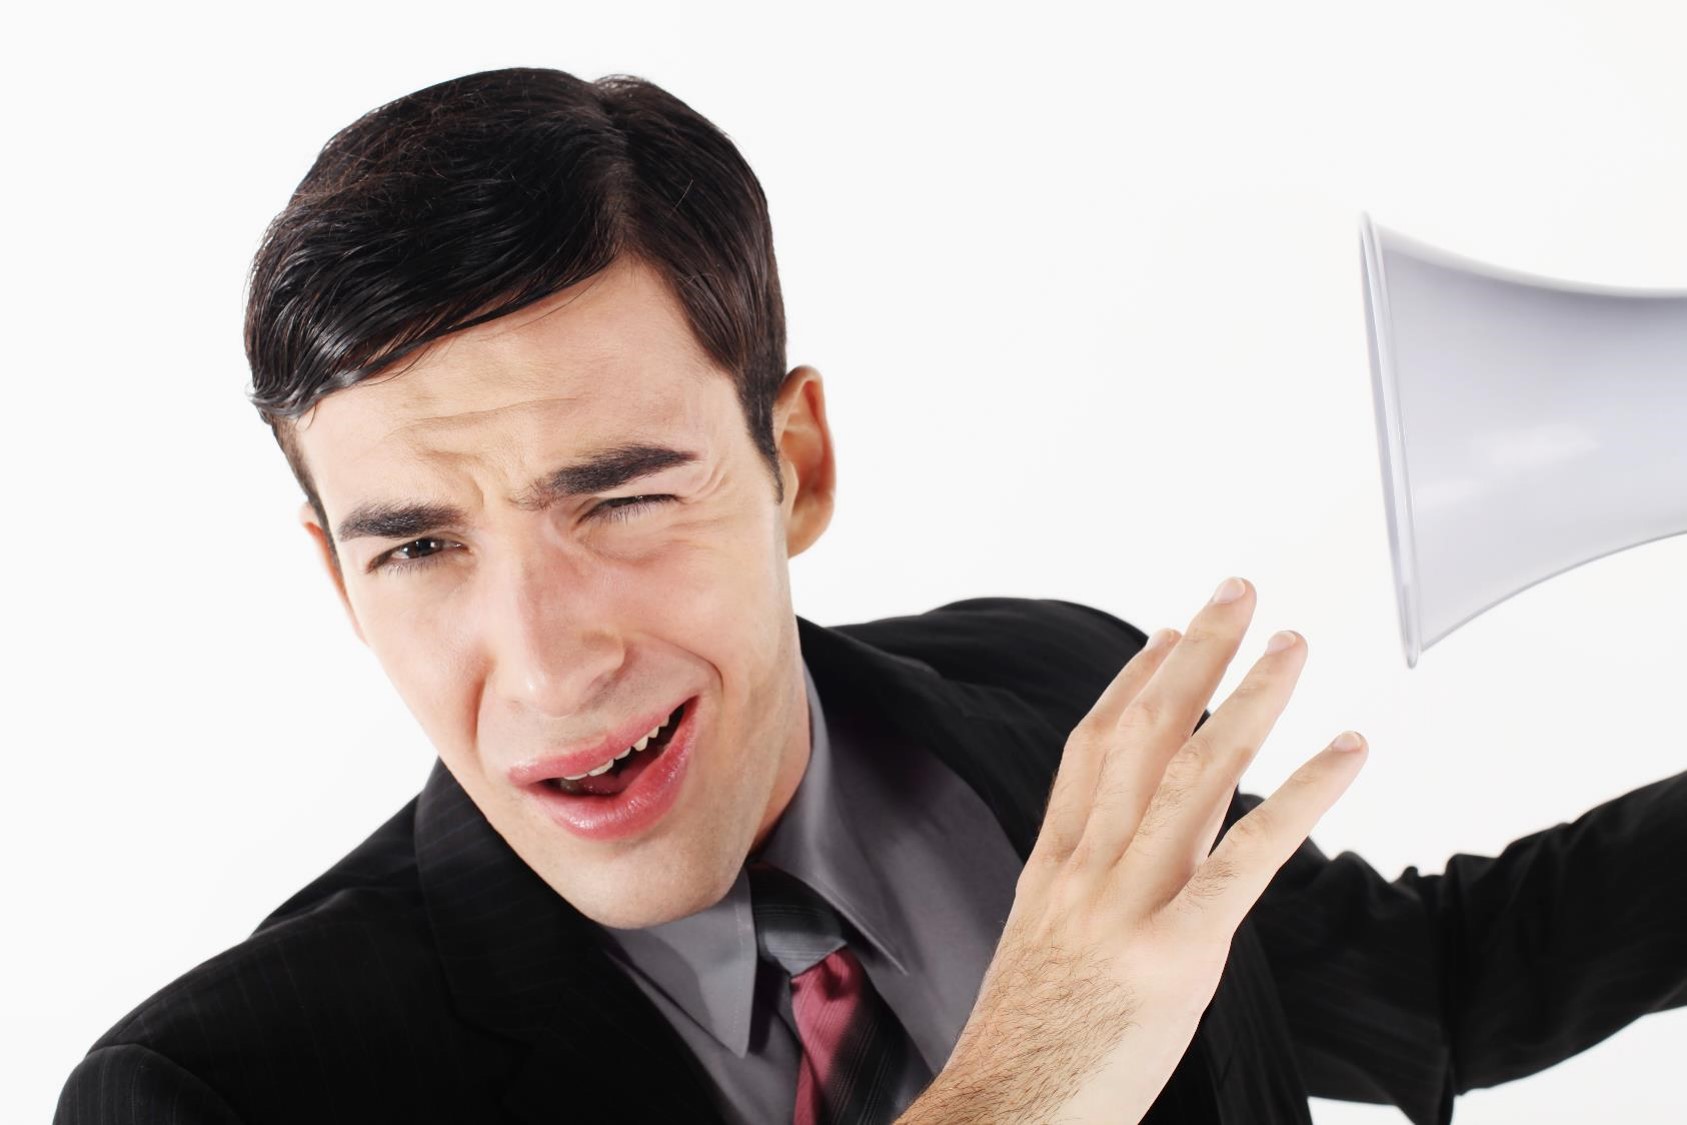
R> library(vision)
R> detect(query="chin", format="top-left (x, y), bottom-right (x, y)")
top-left (554, 848), bottom-right (741, 930)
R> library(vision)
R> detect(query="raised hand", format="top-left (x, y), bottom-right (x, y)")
top-left (898, 577), bottom-right (1368, 1124)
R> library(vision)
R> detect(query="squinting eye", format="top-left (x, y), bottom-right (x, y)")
top-left (590, 494), bottom-right (678, 524)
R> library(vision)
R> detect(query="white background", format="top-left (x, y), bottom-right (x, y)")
top-left (7, 2), bottom-right (1687, 1121)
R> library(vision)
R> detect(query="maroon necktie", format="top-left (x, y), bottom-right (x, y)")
top-left (748, 861), bottom-right (932, 1124)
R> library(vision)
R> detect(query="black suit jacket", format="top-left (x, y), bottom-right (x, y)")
top-left (57, 597), bottom-right (1687, 1124)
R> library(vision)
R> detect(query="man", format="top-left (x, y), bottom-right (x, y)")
top-left (57, 67), bottom-right (1687, 1124)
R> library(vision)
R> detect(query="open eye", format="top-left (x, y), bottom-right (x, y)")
top-left (372, 536), bottom-right (457, 575)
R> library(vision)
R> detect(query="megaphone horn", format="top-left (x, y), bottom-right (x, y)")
top-left (1359, 214), bottom-right (1687, 667)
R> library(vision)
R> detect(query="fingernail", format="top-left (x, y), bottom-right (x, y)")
top-left (1266, 629), bottom-right (1298, 654)
top-left (1332, 731), bottom-right (1364, 752)
top-left (1211, 577), bottom-right (1247, 604)
top-left (1144, 627), bottom-right (1176, 653)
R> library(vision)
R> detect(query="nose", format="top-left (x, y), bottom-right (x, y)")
top-left (484, 546), bottom-right (626, 719)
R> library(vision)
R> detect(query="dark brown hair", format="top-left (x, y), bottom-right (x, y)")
top-left (244, 67), bottom-right (787, 571)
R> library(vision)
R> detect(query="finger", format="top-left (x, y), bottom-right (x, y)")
top-left (1115, 628), bottom-right (1309, 911)
top-left (1030, 626), bottom-right (1181, 867)
top-left (1072, 576), bottom-right (1256, 872)
top-left (1164, 731), bottom-right (1368, 935)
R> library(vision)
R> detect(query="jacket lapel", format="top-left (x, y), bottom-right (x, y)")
top-left (413, 750), bottom-right (725, 1122)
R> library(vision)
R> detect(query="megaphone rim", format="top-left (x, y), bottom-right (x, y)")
top-left (1360, 212), bottom-right (1426, 668)
top-left (1361, 215), bottom-right (1687, 300)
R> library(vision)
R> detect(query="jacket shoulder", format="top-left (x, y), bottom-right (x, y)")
top-left (57, 1043), bottom-right (244, 1124)
top-left (836, 595), bottom-right (1151, 722)
top-left (61, 798), bottom-right (499, 1122)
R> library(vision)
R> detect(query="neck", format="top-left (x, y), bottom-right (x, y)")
top-left (748, 656), bottom-right (813, 856)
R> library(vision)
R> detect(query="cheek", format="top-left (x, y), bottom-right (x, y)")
top-left (631, 513), bottom-right (790, 747)
top-left (640, 512), bottom-right (786, 651)
top-left (363, 600), bottom-right (483, 754)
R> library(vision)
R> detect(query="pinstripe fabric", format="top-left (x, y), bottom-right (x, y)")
top-left (57, 1045), bottom-right (243, 1124)
top-left (749, 862), bottom-right (932, 1123)
top-left (53, 597), bottom-right (1687, 1125)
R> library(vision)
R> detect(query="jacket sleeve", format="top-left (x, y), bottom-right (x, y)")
top-left (56, 1044), bottom-right (245, 1125)
top-left (1244, 769), bottom-right (1687, 1125)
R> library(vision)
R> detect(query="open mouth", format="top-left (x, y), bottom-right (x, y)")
top-left (543, 699), bottom-right (688, 798)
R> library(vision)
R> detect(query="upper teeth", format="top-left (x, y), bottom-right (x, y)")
top-left (560, 712), bottom-right (677, 780)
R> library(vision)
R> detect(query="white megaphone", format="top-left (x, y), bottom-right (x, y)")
top-left (1359, 214), bottom-right (1687, 667)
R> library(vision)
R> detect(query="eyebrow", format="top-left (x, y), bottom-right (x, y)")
top-left (333, 442), bottom-right (701, 543)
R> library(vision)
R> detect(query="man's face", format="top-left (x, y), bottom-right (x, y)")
top-left (290, 256), bottom-right (835, 928)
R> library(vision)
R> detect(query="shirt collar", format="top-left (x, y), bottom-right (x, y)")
top-left (756, 658), bottom-right (909, 975)
top-left (594, 654), bottom-right (910, 1058)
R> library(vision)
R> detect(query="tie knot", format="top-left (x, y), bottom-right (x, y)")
top-left (748, 861), bottom-right (848, 977)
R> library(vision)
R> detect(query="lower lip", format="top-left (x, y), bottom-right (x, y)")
top-left (524, 696), bottom-right (700, 842)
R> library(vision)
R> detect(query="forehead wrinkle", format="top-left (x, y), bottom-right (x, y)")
top-left (307, 257), bottom-right (732, 522)
top-left (383, 392), bottom-right (590, 440)
top-left (361, 271), bottom-right (717, 436)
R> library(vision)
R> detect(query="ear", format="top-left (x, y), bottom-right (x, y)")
top-left (772, 365), bottom-right (836, 558)
top-left (299, 500), bottom-right (367, 646)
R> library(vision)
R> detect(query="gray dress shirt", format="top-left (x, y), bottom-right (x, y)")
top-left (595, 656), bottom-right (1026, 1124)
